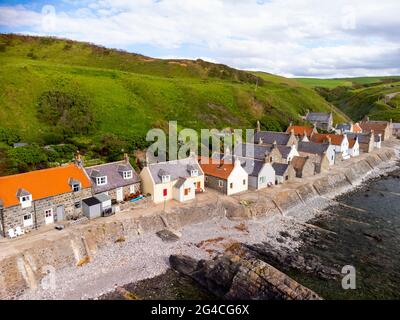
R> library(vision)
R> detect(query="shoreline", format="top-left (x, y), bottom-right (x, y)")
top-left (0, 141), bottom-right (399, 299)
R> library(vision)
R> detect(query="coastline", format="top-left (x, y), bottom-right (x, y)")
top-left (0, 140), bottom-right (399, 299)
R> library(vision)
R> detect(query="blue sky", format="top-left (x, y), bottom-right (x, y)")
top-left (1, 0), bottom-right (399, 78)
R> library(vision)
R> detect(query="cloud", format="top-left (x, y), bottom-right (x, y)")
top-left (0, 0), bottom-right (399, 78)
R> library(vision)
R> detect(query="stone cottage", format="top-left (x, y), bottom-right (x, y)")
top-left (305, 111), bottom-right (333, 131)
top-left (347, 132), bottom-right (375, 153)
top-left (85, 154), bottom-right (141, 203)
top-left (297, 141), bottom-right (335, 173)
top-left (291, 156), bottom-right (315, 178)
top-left (311, 133), bottom-right (350, 160)
top-left (0, 163), bottom-right (92, 237)
top-left (272, 163), bottom-right (296, 184)
top-left (360, 118), bottom-right (392, 141)
top-left (234, 142), bottom-right (283, 163)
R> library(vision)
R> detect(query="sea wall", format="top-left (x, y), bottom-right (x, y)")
top-left (0, 146), bottom-right (398, 299)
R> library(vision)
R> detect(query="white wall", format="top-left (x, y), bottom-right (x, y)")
top-left (257, 163), bottom-right (275, 189)
top-left (226, 164), bottom-right (248, 196)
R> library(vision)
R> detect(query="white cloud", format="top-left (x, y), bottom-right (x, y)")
top-left (1, 0), bottom-right (399, 77)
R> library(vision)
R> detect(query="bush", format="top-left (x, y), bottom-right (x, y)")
top-left (37, 90), bottom-right (96, 136)
top-left (7, 145), bottom-right (48, 167)
top-left (0, 127), bottom-right (20, 146)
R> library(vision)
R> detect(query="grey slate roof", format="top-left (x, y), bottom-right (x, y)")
top-left (221, 155), bottom-right (265, 177)
top-left (85, 160), bottom-right (140, 194)
top-left (277, 145), bottom-right (292, 159)
top-left (306, 112), bottom-right (331, 122)
top-left (16, 188), bottom-right (30, 197)
top-left (336, 123), bottom-right (352, 132)
top-left (94, 193), bottom-right (111, 203)
top-left (254, 131), bottom-right (292, 145)
top-left (174, 177), bottom-right (187, 189)
top-left (272, 163), bottom-right (289, 176)
top-left (393, 123), bottom-right (400, 129)
top-left (298, 141), bottom-right (330, 155)
top-left (148, 157), bottom-right (202, 185)
top-left (234, 143), bottom-right (275, 160)
top-left (347, 133), bottom-right (371, 144)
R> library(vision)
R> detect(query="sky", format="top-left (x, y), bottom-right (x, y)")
top-left (0, 0), bottom-right (399, 78)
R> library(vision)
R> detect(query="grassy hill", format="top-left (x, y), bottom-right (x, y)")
top-left (0, 34), bottom-right (347, 175)
top-left (296, 76), bottom-right (400, 122)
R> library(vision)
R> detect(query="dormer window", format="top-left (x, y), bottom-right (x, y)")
top-left (72, 184), bottom-right (80, 192)
top-left (190, 169), bottom-right (199, 177)
top-left (17, 189), bottom-right (32, 208)
top-left (123, 170), bottom-right (133, 180)
top-left (162, 175), bottom-right (171, 183)
top-left (96, 176), bottom-right (107, 186)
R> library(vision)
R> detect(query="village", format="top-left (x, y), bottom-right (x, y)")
top-left (0, 112), bottom-right (398, 241)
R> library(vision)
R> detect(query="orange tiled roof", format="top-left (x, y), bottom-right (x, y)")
top-left (0, 164), bottom-right (91, 208)
top-left (360, 122), bottom-right (387, 132)
top-left (349, 138), bottom-right (357, 148)
top-left (198, 157), bottom-right (234, 180)
top-left (311, 133), bottom-right (344, 146)
top-left (352, 123), bottom-right (363, 133)
top-left (286, 125), bottom-right (314, 137)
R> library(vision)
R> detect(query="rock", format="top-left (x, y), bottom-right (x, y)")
top-left (156, 229), bottom-right (181, 242)
top-left (170, 244), bottom-right (322, 300)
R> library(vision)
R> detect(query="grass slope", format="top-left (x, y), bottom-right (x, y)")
top-left (0, 34), bottom-right (346, 146)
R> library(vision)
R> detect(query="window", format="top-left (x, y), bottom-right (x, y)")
top-left (96, 176), bottom-right (107, 186)
top-left (23, 214), bottom-right (33, 227)
top-left (21, 195), bottom-right (31, 202)
top-left (259, 176), bottom-right (266, 184)
top-left (72, 184), bottom-right (80, 192)
top-left (230, 183), bottom-right (233, 189)
top-left (243, 179), bottom-right (246, 185)
top-left (184, 188), bottom-right (190, 196)
top-left (74, 201), bottom-right (81, 209)
top-left (218, 180), bottom-right (224, 187)
top-left (123, 171), bottom-right (133, 180)
top-left (205, 176), bottom-right (208, 182)
top-left (270, 157), bottom-right (273, 162)
top-left (163, 189), bottom-right (168, 197)
top-left (190, 170), bottom-right (199, 177)
top-left (285, 175), bottom-right (289, 181)
top-left (162, 175), bottom-right (171, 183)
top-left (45, 209), bottom-right (53, 217)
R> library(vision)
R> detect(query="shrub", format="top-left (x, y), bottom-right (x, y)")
top-left (0, 127), bottom-right (20, 146)
top-left (37, 90), bottom-right (96, 136)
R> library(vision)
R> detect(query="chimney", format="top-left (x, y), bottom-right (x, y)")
top-left (124, 153), bottom-right (129, 164)
top-left (233, 156), bottom-right (241, 168)
top-left (327, 136), bottom-right (332, 145)
top-left (225, 146), bottom-right (231, 156)
top-left (264, 152), bottom-right (271, 164)
top-left (258, 137), bottom-right (263, 145)
top-left (272, 140), bottom-right (277, 149)
top-left (256, 120), bottom-right (261, 132)
top-left (289, 121), bottom-right (293, 127)
top-left (74, 151), bottom-right (83, 167)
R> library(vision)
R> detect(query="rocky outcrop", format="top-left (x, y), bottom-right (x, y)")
top-left (170, 244), bottom-right (322, 300)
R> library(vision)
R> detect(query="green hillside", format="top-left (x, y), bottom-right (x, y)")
top-left (295, 76), bottom-right (400, 89)
top-left (0, 34), bottom-right (346, 175)
top-left (297, 76), bottom-right (400, 122)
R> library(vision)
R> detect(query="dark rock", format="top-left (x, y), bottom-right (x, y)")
top-left (156, 229), bottom-right (181, 242)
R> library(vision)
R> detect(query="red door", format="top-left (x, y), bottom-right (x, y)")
top-left (163, 189), bottom-right (168, 197)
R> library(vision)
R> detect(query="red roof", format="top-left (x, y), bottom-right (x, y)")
top-left (0, 164), bottom-right (91, 208)
top-left (198, 157), bottom-right (233, 180)
top-left (286, 125), bottom-right (314, 137)
top-left (311, 133), bottom-right (344, 146)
